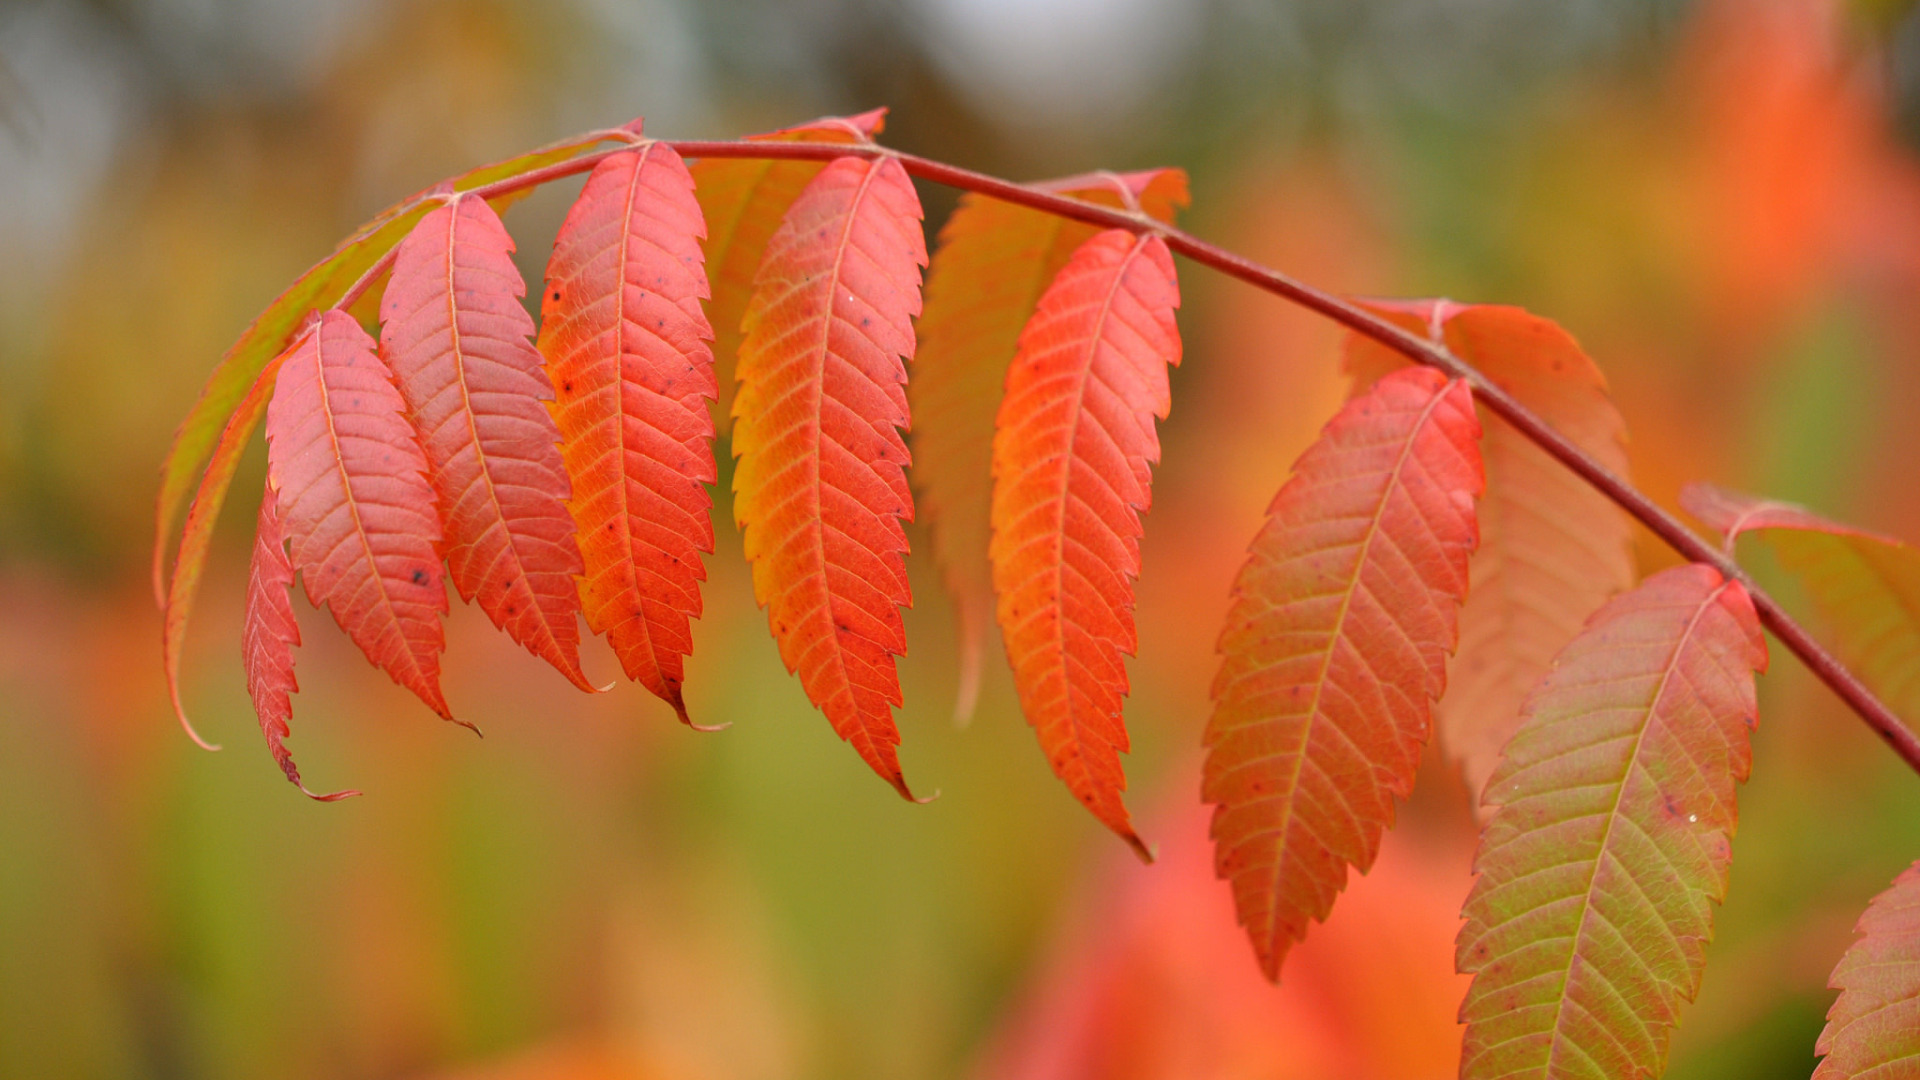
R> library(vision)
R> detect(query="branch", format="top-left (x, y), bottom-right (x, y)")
top-left (327, 134), bottom-right (1920, 776)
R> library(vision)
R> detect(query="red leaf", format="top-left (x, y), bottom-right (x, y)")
top-left (912, 169), bottom-right (1187, 722)
top-left (1203, 366), bottom-right (1483, 978)
top-left (731, 154), bottom-right (925, 797)
top-left (381, 195), bottom-right (591, 690)
top-left (244, 476), bottom-right (358, 801)
top-left (538, 143), bottom-right (717, 723)
top-left (990, 228), bottom-right (1183, 858)
top-left (1349, 300), bottom-right (1634, 802)
top-left (266, 309), bottom-right (456, 723)
top-left (693, 109), bottom-right (886, 432)
top-left (1458, 564), bottom-right (1768, 1080)
top-left (1815, 860), bottom-right (1920, 1080)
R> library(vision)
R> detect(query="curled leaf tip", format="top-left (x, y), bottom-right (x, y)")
top-left (168, 682), bottom-right (223, 751)
top-left (670, 694), bottom-right (728, 732)
top-left (302, 785), bottom-right (362, 802)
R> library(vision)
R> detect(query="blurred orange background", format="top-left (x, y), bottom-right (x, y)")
top-left (4, 0), bottom-right (1920, 1076)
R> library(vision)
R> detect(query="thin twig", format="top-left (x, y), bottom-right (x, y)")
top-left (333, 134), bottom-right (1920, 774)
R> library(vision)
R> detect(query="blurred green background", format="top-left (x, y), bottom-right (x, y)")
top-left (5, 0), bottom-right (1920, 1077)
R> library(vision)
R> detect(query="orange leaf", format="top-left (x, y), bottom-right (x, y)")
top-left (244, 476), bottom-right (357, 801)
top-left (991, 228), bottom-right (1183, 857)
top-left (912, 169), bottom-right (1187, 722)
top-left (692, 108), bottom-right (886, 432)
top-left (1204, 366), bottom-right (1482, 979)
top-left (1459, 564), bottom-right (1767, 1080)
top-left (731, 154), bottom-right (925, 797)
top-left (382, 195), bottom-right (592, 690)
top-left (265, 310), bottom-right (455, 722)
top-left (539, 143), bottom-right (717, 723)
top-left (1348, 301), bottom-right (1634, 802)
top-left (1814, 860), bottom-right (1920, 1080)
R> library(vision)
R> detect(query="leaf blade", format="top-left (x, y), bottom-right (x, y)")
top-left (245, 476), bottom-right (358, 801)
top-left (1814, 860), bottom-right (1920, 1080)
top-left (266, 310), bottom-right (454, 722)
top-left (731, 153), bottom-right (925, 796)
top-left (692, 109), bottom-right (885, 432)
top-left (382, 196), bottom-right (591, 690)
top-left (991, 228), bottom-right (1184, 856)
top-left (1458, 563), bottom-right (1768, 1080)
top-left (539, 143), bottom-right (717, 721)
top-left (1349, 301), bottom-right (1635, 802)
top-left (912, 169), bottom-right (1188, 721)
top-left (1203, 366), bottom-right (1483, 978)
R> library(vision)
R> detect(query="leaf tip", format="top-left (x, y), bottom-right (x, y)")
top-left (1123, 830), bottom-right (1155, 865)
top-left (302, 784), bottom-right (362, 803)
top-left (670, 693), bottom-right (729, 732)
top-left (167, 677), bottom-right (223, 752)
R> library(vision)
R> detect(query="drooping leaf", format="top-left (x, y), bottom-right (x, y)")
top-left (1682, 482), bottom-right (1920, 723)
top-left (538, 143), bottom-right (717, 723)
top-left (1458, 563), bottom-right (1768, 1080)
top-left (731, 154), bottom-right (925, 797)
top-left (1203, 366), bottom-right (1482, 978)
top-left (381, 195), bottom-right (591, 691)
top-left (1349, 300), bottom-right (1635, 802)
top-left (1814, 860), bottom-right (1920, 1080)
top-left (991, 228), bottom-right (1184, 858)
top-left (265, 309), bottom-right (455, 722)
top-left (692, 108), bottom-right (886, 431)
top-left (155, 126), bottom-right (632, 606)
top-left (163, 347), bottom-right (288, 751)
top-left (244, 476), bottom-right (357, 801)
top-left (912, 169), bottom-right (1188, 722)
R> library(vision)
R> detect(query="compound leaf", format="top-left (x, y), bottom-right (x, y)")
top-left (992, 228), bottom-right (1183, 858)
top-left (693, 108), bottom-right (886, 432)
top-left (731, 154), bottom-right (925, 796)
top-left (266, 310), bottom-right (455, 722)
top-left (382, 195), bottom-right (592, 690)
top-left (1458, 563), bottom-right (1768, 1080)
top-left (1350, 301), bottom-right (1634, 802)
top-left (1204, 366), bottom-right (1482, 978)
top-left (539, 142), bottom-right (717, 722)
top-left (1814, 860), bottom-right (1920, 1080)
top-left (912, 169), bottom-right (1187, 722)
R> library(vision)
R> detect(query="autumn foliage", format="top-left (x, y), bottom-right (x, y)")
top-left (153, 82), bottom-right (1920, 1078)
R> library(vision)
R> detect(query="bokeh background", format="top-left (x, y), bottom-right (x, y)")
top-left (6, 0), bottom-right (1920, 1076)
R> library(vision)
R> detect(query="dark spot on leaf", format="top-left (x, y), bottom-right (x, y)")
top-left (411, 569), bottom-right (429, 585)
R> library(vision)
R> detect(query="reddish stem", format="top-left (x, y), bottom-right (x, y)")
top-left (336, 135), bottom-right (1920, 775)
